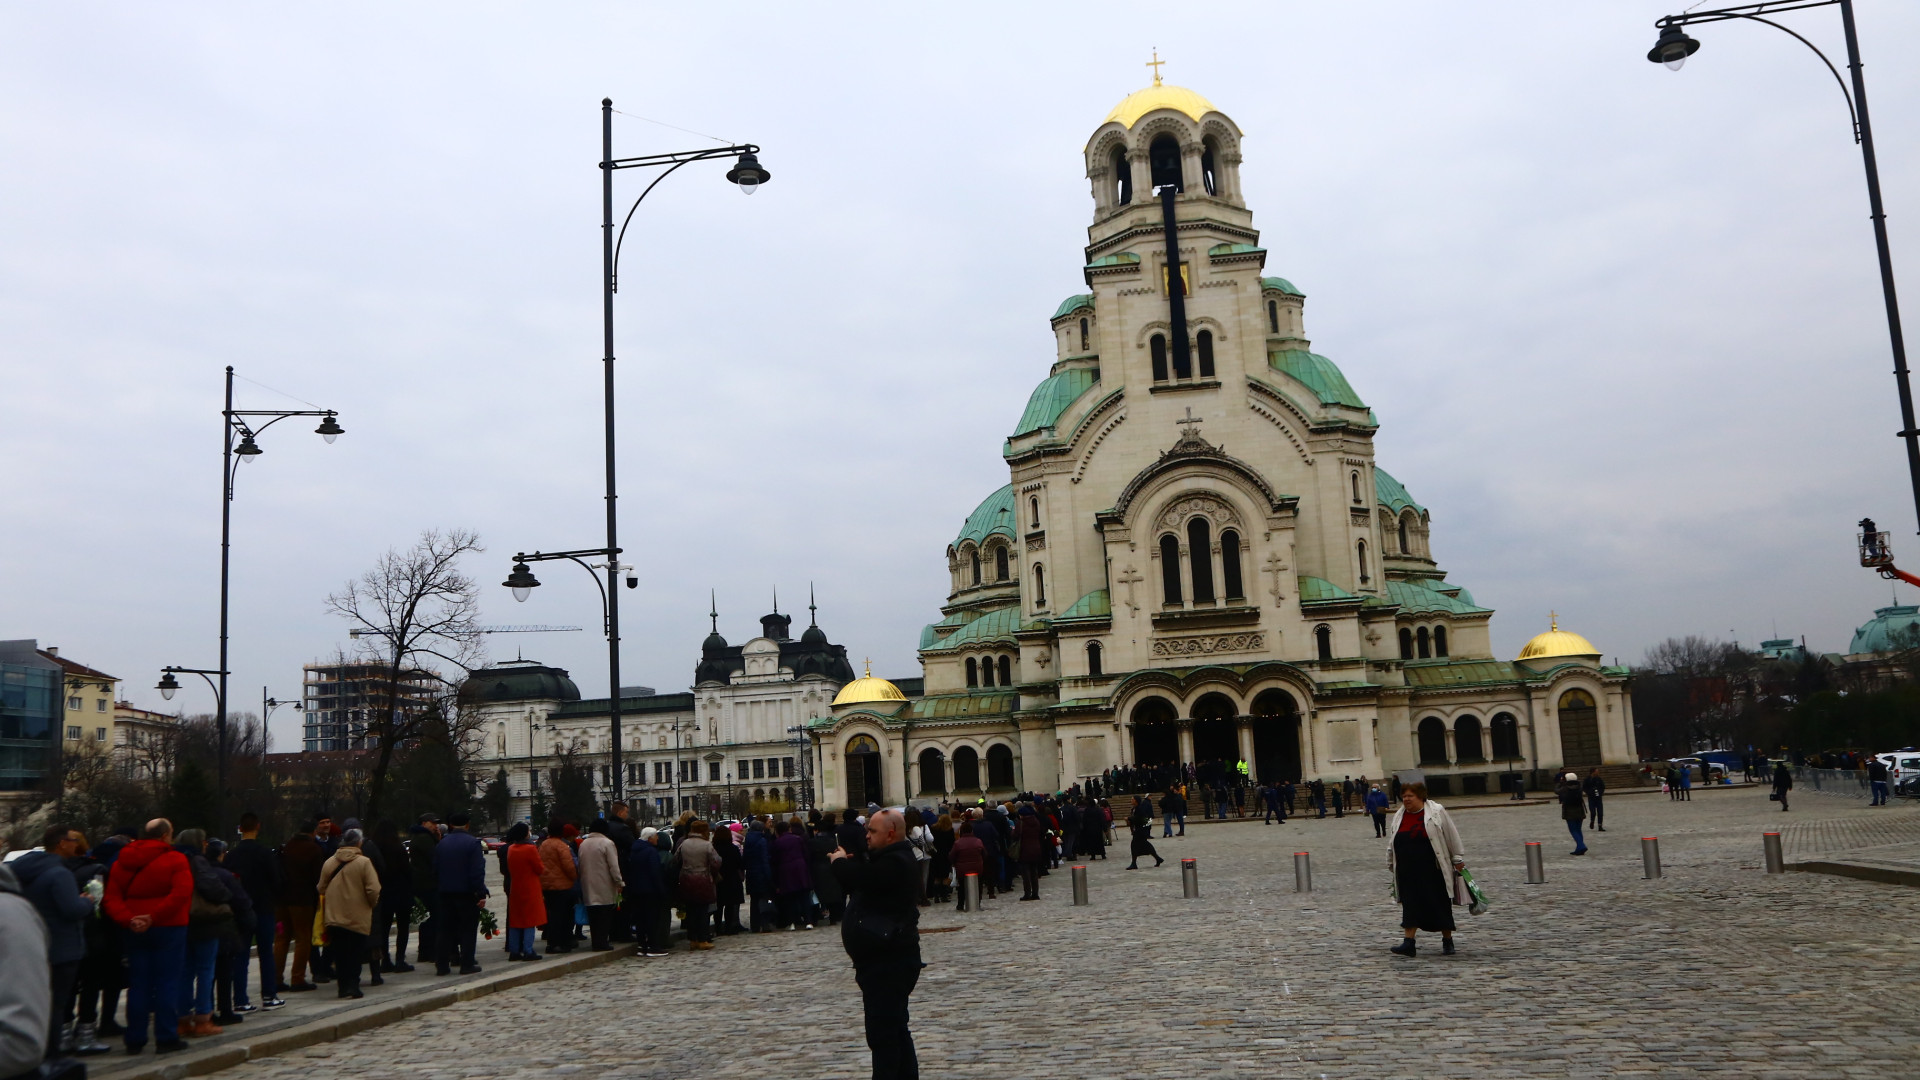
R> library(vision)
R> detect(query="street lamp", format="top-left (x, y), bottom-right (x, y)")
top-left (505, 97), bottom-right (769, 813)
top-left (1647, 2), bottom-right (1915, 533)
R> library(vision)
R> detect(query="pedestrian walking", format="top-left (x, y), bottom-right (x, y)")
top-left (1869, 757), bottom-right (1891, 806)
top-left (103, 819), bottom-right (193, 1055)
top-left (317, 828), bottom-right (380, 999)
top-left (431, 813), bottom-right (487, 976)
top-left (674, 821), bottom-right (722, 951)
top-left (1555, 773), bottom-right (1589, 856)
top-left (829, 810), bottom-right (924, 1080)
top-left (1583, 768), bottom-right (1607, 831)
top-left (503, 824), bottom-right (546, 961)
top-left (1364, 784), bottom-right (1391, 837)
top-left (1126, 798), bottom-right (1164, 870)
top-left (1773, 760), bottom-right (1793, 812)
top-left (1385, 783), bottom-right (1466, 957)
top-left (1162, 788), bottom-right (1186, 838)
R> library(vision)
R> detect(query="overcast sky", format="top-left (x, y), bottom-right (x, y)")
top-left (5, 3), bottom-right (1918, 750)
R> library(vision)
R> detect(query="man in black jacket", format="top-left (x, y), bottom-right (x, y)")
top-left (408, 816), bottom-right (441, 964)
top-left (225, 813), bottom-right (284, 1010)
top-left (829, 810), bottom-right (923, 1080)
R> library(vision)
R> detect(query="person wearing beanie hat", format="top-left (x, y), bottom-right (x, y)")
top-left (1556, 772), bottom-right (1588, 856)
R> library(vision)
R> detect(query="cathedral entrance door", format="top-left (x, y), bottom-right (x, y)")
top-left (1129, 697), bottom-right (1179, 767)
top-left (1556, 690), bottom-right (1602, 769)
top-left (1191, 693), bottom-right (1239, 774)
top-left (845, 734), bottom-right (883, 808)
top-left (1251, 689), bottom-right (1303, 782)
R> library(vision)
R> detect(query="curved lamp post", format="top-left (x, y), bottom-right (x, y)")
top-left (506, 98), bottom-right (768, 811)
top-left (1647, 2), bottom-right (1912, 531)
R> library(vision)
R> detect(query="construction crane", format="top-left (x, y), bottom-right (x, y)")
top-left (348, 625), bottom-right (583, 638)
top-left (1858, 518), bottom-right (1920, 587)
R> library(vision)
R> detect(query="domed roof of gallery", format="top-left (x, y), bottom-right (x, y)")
top-left (1104, 82), bottom-right (1219, 128)
top-left (1516, 616), bottom-right (1601, 662)
top-left (1849, 604), bottom-right (1920, 655)
top-left (832, 662), bottom-right (907, 707)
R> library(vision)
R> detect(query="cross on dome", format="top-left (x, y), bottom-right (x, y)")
top-left (1146, 48), bottom-right (1166, 86)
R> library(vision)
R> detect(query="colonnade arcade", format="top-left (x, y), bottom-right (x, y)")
top-left (1123, 682), bottom-right (1305, 784)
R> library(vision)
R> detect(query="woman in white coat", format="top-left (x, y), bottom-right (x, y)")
top-left (1385, 782), bottom-right (1466, 956)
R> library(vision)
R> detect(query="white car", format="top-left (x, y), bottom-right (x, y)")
top-left (1875, 750), bottom-right (1920, 786)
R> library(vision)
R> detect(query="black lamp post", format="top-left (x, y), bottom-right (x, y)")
top-left (262, 687), bottom-right (300, 765)
top-left (505, 98), bottom-right (768, 812)
top-left (191, 366), bottom-right (343, 797)
top-left (1647, 1), bottom-right (1913, 531)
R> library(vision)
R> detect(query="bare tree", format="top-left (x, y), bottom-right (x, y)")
top-left (326, 528), bottom-right (485, 821)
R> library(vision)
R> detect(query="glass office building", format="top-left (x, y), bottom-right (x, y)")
top-left (0, 641), bottom-right (60, 793)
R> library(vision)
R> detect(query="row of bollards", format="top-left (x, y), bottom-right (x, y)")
top-left (1517, 832), bottom-right (1785, 883)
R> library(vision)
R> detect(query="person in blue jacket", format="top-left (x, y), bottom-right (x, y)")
top-left (430, 813), bottom-right (488, 976)
top-left (1364, 785), bottom-right (1392, 837)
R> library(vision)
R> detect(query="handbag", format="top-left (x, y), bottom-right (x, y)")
top-left (841, 895), bottom-right (907, 963)
top-left (1768, 792), bottom-right (1780, 801)
top-left (311, 900), bottom-right (330, 947)
top-left (188, 890), bottom-right (232, 926)
top-left (1460, 868), bottom-right (1491, 916)
top-left (574, 901), bottom-right (589, 926)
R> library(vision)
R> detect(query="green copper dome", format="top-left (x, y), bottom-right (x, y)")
top-left (1850, 604), bottom-right (1920, 655)
top-left (1012, 367), bottom-right (1098, 438)
top-left (953, 484), bottom-right (1016, 549)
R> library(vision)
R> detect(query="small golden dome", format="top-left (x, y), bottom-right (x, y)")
top-left (832, 659), bottom-right (907, 707)
top-left (1516, 614), bottom-right (1601, 661)
top-left (1103, 83), bottom-right (1218, 129)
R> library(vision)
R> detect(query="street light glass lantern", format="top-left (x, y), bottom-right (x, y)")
top-left (503, 561), bottom-right (541, 602)
top-left (315, 414), bottom-right (345, 444)
top-left (235, 433), bottom-right (263, 462)
top-left (1648, 25), bottom-right (1700, 70)
top-left (156, 672), bottom-right (180, 700)
top-left (726, 152), bottom-right (771, 194)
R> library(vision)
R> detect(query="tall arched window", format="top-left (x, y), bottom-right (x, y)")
top-left (1111, 147), bottom-right (1131, 205)
top-left (1399, 627), bottom-right (1415, 660)
top-left (1454, 715), bottom-right (1483, 762)
top-left (995, 546), bottom-right (1009, 582)
top-left (1187, 517), bottom-right (1215, 602)
top-left (1357, 540), bottom-right (1370, 585)
top-left (1033, 564), bottom-right (1046, 606)
top-left (986, 743), bottom-right (1016, 788)
top-left (1150, 334), bottom-right (1169, 382)
top-left (917, 748), bottom-right (945, 794)
top-left (1201, 137), bottom-right (1219, 196)
top-left (981, 655), bottom-right (995, 687)
top-left (1196, 329), bottom-right (1215, 378)
top-left (1417, 717), bottom-right (1448, 765)
top-left (1315, 624), bottom-right (1334, 661)
top-left (965, 657), bottom-right (978, 688)
top-left (1030, 496), bottom-right (1040, 528)
top-left (1417, 627), bottom-right (1431, 659)
top-left (1434, 625), bottom-right (1449, 657)
top-left (998, 655), bottom-right (1012, 686)
top-left (1086, 641), bottom-right (1103, 677)
top-left (1351, 472), bottom-right (1362, 503)
top-left (1159, 534), bottom-right (1182, 604)
top-left (1398, 515), bottom-right (1411, 555)
top-left (1268, 300), bottom-right (1279, 334)
top-left (970, 550), bottom-right (981, 585)
top-left (1078, 318), bottom-right (1088, 351)
top-left (1489, 713), bottom-right (1520, 759)
top-left (1219, 529), bottom-right (1243, 599)
top-left (1148, 135), bottom-right (1183, 191)
top-left (952, 746), bottom-right (980, 790)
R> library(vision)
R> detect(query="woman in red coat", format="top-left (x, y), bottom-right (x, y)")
top-left (948, 821), bottom-right (986, 912)
top-left (503, 823), bottom-right (546, 961)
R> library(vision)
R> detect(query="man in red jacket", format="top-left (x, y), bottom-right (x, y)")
top-left (103, 818), bottom-right (194, 1055)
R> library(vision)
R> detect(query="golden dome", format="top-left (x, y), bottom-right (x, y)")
top-left (1516, 614), bottom-right (1601, 662)
top-left (832, 660), bottom-right (907, 707)
top-left (1103, 83), bottom-right (1218, 129)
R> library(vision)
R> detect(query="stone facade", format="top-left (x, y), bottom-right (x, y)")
top-left (809, 80), bottom-right (1635, 807)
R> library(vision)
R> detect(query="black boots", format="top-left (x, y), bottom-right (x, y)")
top-left (1390, 938), bottom-right (1416, 957)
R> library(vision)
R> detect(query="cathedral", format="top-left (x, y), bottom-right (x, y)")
top-left (810, 74), bottom-right (1638, 808)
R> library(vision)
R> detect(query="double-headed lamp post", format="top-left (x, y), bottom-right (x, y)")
top-left (503, 98), bottom-right (768, 812)
top-left (1647, 1), bottom-right (1913, 532)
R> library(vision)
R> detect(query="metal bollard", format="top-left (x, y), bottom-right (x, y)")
top-left (1763, 832), bottom-right (1785, 874)
top-left (1294, 851), bottom-right (1312, 893)
top-left (1642, 836), bottom-right (1662, 879)
top-left (962, 872), bottom-right (980, 911)
top-left (1181, 858), bottom-right (1200, 898)
top-left (1071, 864), bottom-right (1090, 906)
top-left (1524, 841), bottom-right (1546, 884)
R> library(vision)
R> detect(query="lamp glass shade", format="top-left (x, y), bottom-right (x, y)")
top-left (156, 673), bottom-right (180, 700)
top-left (236, 435), bottom-right (263, 461)
top-left (315, 415), bottom-right (344, 443)
top-left (726, 152), bottom-right (770, 193)
top-left (1647, 26), bottom-right (1700, 70)
top-left (512, 586), bottom-right (531, 603)
top-left (503, 561), bottom-right (540, 603)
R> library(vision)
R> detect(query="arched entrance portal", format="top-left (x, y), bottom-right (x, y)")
top-left (1191, 692), bottom-right (1240, 766)
top-left (846, 734), bottom-right (883, 808)
top-left (1130, 697), bottom-right (1179, 767)
top-left (1557, 689), bottom-right (1601, 768)
top-left (1250, 689), bottom-right (1302, 782)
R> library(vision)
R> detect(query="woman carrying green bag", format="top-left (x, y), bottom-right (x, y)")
top-left (1385, 782), bottom-right (1468, 957)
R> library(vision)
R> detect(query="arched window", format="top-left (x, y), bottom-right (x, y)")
top-left (1398, 515), bottom-right (1412, 555)
top-left (1201, 138), bottom-right (1218, 196)
top-left (1399, 628), bottom-right (1415, 660)
top-left (965, 657), bottom-right (978, 688)
top-left (1416, 627), bottom-right (1431, 659)
top-left (970, 550), bottom-right (981, 585)
top-left (1086, 641), bottom-right (1103, 677)
top-left (1455, 716), bottom-right (1484, 762)
top-left (1030, 496), bottom-right (1040, 528)
top-left (1417, 717), bottom-right (1448, 765)
top-left (917, 748), bottom-right (945, 794)
top-left (1110, 147), bottom-right (1131, 205)
top-left (986, 743), bottom-right (1016, 788)
top-left (1268, 299), bottom-right (1279, 334)
top-left (1434, 625), bottom-right (1449, 657)
top-left (1315, 624), bottom-right (1333, 662)
top-left (1187, 517), bottom-right (1215, 602)
top-left (1148, 135), bottom-right (1182, 192)
top-left (1078, 318), bottom-right (1088, 351)
top-left (1196, 329), bottom-right (1215, 378)
top-left (952, 746), bottom-right (980, 791)
top-left (1150, 334), bottom-right (1168, 382)
top-left (998, 655), bottom-right (1012, 686)
top-left (1032, 564), bottom-right (1046, 606)
top-left (1489, 713), bottom-right (1521, 759)
top-left (1357, 540), bottom-right (1370, 585)
top-left (1351, 472), bottom-right (1362, 503)
top-left (995, 546), bottom-right (1009, 582)
top-left (1219, 529), bottom-right (1243, 599)
top-left (1159, 534), bottom-right (1182, 604)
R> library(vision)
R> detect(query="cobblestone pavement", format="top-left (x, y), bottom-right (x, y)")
top-left (220, 791), bottom-right (1920, 1079)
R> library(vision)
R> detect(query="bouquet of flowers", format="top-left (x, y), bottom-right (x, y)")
top-left (477, 905), bottom-right (499, 940)
top-left (411, 896), bottom-right (430, 925)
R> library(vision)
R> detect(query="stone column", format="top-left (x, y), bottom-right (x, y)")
top-left (1176, 719), bottom-right (1196, 765)
top-left (1178, 545), bottom-right (1194, 607)
top-left (1236, 716), bottom-right (1255, 775)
